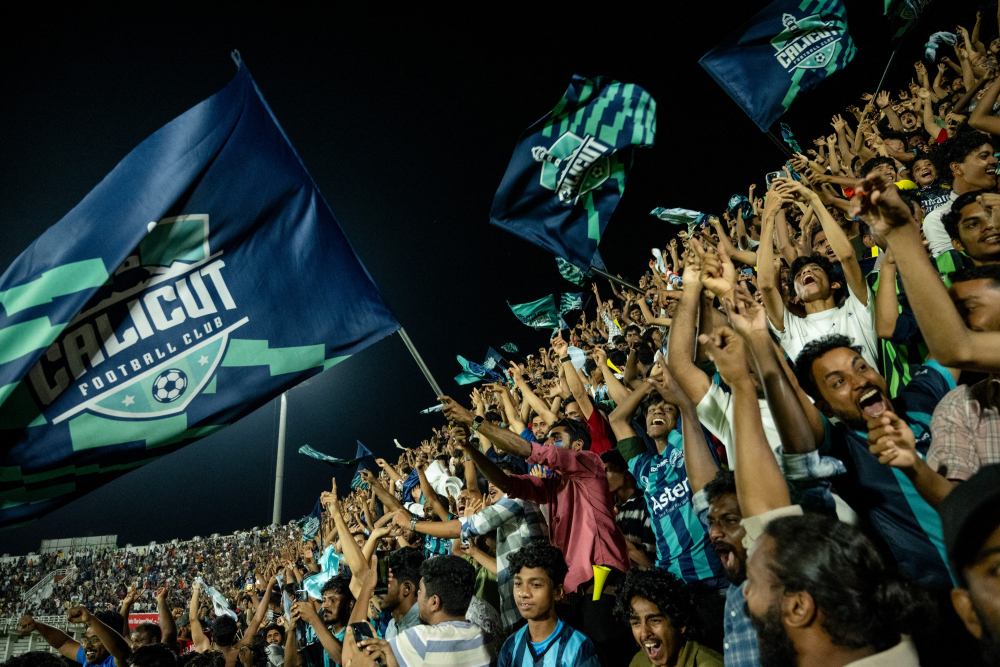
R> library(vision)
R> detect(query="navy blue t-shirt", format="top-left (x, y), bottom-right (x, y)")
top-left (820, 361), bottom-right (956, 590)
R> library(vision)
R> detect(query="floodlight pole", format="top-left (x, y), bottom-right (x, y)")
top-left (272, 392), bottom-right (288, 525)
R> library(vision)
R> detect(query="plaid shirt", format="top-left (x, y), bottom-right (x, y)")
top-left (723, 582), bottom-right (760, 667)
top-left (929, 378), bottom-right (1000, 481)
top-left (460, 495), bottom-right (548, 627)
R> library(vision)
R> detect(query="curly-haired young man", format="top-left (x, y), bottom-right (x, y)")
top-left (614, 569), bottom-right (722, 667)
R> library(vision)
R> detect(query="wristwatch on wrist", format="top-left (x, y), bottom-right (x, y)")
top-left (560, 355), bottom-right (572, 363)
top-left (471, 415), bottom-right (485, 432)
top-left (409, 515), bottom-right (419, 531)
top-left (463, 455), bottom-right (473, 462)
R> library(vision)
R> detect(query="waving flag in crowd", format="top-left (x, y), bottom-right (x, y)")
top-left (555, 256), bottom-right (588, 286)
top-left (700, 0), bottom-right (858, 131)
top-left (297, 498), bottom-right (323, 542)
top-left (559, 293), bottom-right (583, 315)
top-left (508, 295), bottom-right (561, 330)
top-left (490, 75), bottom-right (657, 271)
top-left (454, 348), bottom-right (506, 385)
top-left (0, 60), bottom-right (399, 527)
top-left (350, 460), bottom-right (370, 491)
top-left (501, 342), bottom-right (519, 354)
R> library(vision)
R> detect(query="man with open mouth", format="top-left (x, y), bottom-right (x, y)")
top-left (758, 179), bottom-right (880, 374)
top-left (614, 569), bottom-right (722, 667)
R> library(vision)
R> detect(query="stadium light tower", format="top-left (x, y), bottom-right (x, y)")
top-left (272, 392), bottom-right (288, 525)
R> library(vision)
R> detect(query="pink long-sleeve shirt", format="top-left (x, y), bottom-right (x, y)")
top-left (507, 442), bottom-right (630, 593)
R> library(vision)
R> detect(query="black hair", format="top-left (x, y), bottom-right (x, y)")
top-left (858, 156), bottom-right (897, 178)
top-left (4, 652), bottom-right (69, 667)
top-left (210, 615), bottom-right (239, 648)
top-left (624, 323), bottom-right (642, 336)
top-left (704, 469), bottom-right (737, 506)
top-left (931, 130), bottom-right (993, 185)
top-left (495, 460), bottom-right (523, 476)
top-left (786, 253), bottom-right (837, 295)
top-left (627, 302), bottom-right (642, 314)
top-left (94, 610), bottom-right (125, 635)
top-left (506, 540), bottom-right (569, 587)
top-left (484, 410), bottom-right (502, 424)
top-left (613, 569), bottom-right (699, 642)
top-left (133, 621), bottom-right (163, 643)
top-left (857, 221), bottom-right (872, 240)
top-left (911, 151), bottom-right (933, 166)
top-left (583, 358), bottom-right (598, 375)
top-left (261, 623), bottom-right (285, 643)
top-left (896, 189), bottom-right (922, 216)
top-left (550, 418), bottom-right (592, 451)
top-left (600, 448), bottom-right (628, 473)
top-left (762, 514), bottom-right (934, 652)
top-left (608, 349), bottom-right (628, 368)
top-left (950, 263), bottom-right (1000, 287)
top-left (179, 651), bottom-right (225, 667)
top-left (386, 547), bottom-right (425, 588)
top-left (943, 189), bottom-right (992, 241)
top-left (127, 644), bottom-right (177, 667)
top-left (793, 334), bottom-right (862, 400)
top-left (418, 554), bottom-right (476, 617)
top-left (321, 573), bottom-right (353, 601)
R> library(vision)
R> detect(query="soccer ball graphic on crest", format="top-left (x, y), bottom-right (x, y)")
top-left (152, 369), bottom-right (188, 403)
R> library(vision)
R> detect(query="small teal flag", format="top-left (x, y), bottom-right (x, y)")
top-left (501, 343), bottom-right (520, 354)
top-left (299, 444), bottom-right (364, 467)
top-left (297, 498), bottom-right (323, 542)
top-left (455, 355), bottom-right (484, 386)
top-left (508, 295), bottom-right (560, 329)
top-left (351, 460), bottom-right (370, 491)
top-left (559, 293), bottom-right (583, 315)
top-left (303, 546), bottom-right (342, 600)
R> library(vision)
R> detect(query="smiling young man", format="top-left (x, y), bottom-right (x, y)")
top-left (759, 179), bottom-right (879, 371)
top-left (923, 130), bottom-right (998, 257)
top-left (787, 333), bottom-right (957, 591)
top-left (943, 189), bottom-right (1000, 266)
top-left (614, 569), bottom-right (723, 667)
top-left (497, 541), bottom-right (600, 667)
top-left (18, 608), bottom-right (131, 667)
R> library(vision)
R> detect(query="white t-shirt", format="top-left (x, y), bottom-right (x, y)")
top-left (922, 190), bottom-right (958, 258)
top-left (772, 281), bottom-right (877, 370)
top-left (696, 381), bottom-right (859, 524)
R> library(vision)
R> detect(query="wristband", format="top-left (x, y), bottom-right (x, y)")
top-left (409, 516), bottom-right (419, 531)
top-left (560, 355), bottom-right (572, 363)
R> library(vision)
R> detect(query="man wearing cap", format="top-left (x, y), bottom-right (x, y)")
top-left (939, 464), bottom-right (1000, 666)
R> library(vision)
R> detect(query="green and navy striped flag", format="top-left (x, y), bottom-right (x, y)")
top-left (556, 256), bottom-right (587, 286)
top-left (501, 343), bottom-right (519, 354)
top-left (560, 293), bottom-right (583, 315)
top-left (700, 0), bottom-right (857, 131)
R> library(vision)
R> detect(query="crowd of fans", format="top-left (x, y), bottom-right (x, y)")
top-left (1, 530), bottom-right (298, 619)
top-left (8, 6), bottom-right (1000, 667)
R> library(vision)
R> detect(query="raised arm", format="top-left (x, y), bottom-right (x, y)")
top-left (970, 73), bottom-right (1000, 136)
top-left (651, 358), bottom-right (718, 494)
top-left (512, 367), bottom-right (558, 425)
top-left (362, 469), bottom-right (403, 513)
top-left (667, 256), bottom-right (712, 404)
top-left (874, 251), bottom-right (901, 339)
top-left (701, 325), bottom-right (791, 516)
top-left (551, 334), bottom-right (594, 419)
top-left (440, 395), bottom-right (532, 459)
top-left (242, 574), bottom-right (277, 643)
top-left (67, 607), bottom-right (131, 667)
top-left (188, 583), bottom-right (211, 652)
top-left (855, 175), bottom-right (1000, 370)
top-left (593, 347), bottom-right (630, 407)
top-left (416, 457), bottom-right (451, 521)
top-left (16, 616), bottom-right (81, 662)
top-left (607, 380), bottom-right (654, 441)
top-left (155, 586), bottom-right (178, 652)
top-left (323, 480), bottom-right (367, 577)
top-left (756, 186), bottom-right (789, 329)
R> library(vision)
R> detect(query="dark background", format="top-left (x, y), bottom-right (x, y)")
top-left (0, 2), bottom-right (976, 554)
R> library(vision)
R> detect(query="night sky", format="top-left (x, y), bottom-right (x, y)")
top-left (0, 3), bottom-right (966, 554)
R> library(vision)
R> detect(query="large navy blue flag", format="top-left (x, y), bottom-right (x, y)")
top-left (699, 0), bottom-right (857, 132)
top-left (0, 60), bottom-right (399, 527)
top-left (490, 75), bottom-right (656, 271)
